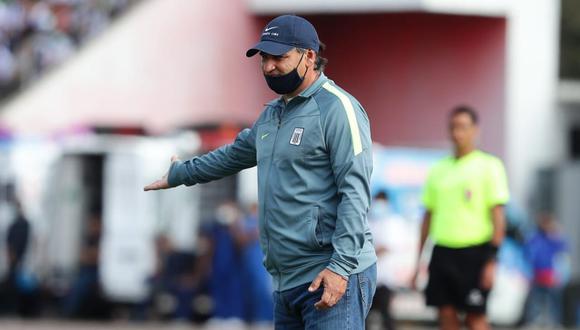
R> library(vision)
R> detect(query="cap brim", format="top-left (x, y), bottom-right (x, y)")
top-left (245, 40), bottom-right (294, 57)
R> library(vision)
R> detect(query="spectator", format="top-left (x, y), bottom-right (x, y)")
top-left (6, 200), bottom-right (30, 279)
top-left (524, 213), bottom-right (570, 327)
top-left (0, 42), bottom-right (18, 98)
top-left (367, 191), bottom-right (404, 330)
top-left (62, 214), bottom-right (110, 319)
top-left (203, 202), bottom-right (244, 324)
top-left (234, 203), bottom-right (274, 326)
top-left (0, 199), bottom-right (31, 315)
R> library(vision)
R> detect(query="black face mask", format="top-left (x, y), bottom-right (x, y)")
top-left (264, 53), bottom-right (308, 95)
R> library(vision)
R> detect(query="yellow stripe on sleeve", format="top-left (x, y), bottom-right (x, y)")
top-left (322, 82), bottom-right (363, 156)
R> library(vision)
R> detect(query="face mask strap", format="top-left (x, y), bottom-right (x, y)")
top-left (296, 51), bottom-right (309, 80)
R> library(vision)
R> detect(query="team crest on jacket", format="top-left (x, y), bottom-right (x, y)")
top-left (290, 127), bottom-right (304, 146)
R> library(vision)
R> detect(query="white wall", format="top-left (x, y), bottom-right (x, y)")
top-left (505, 0), bottom-right (564, 207)
top-left (248, 0), bottom-right (509, 16)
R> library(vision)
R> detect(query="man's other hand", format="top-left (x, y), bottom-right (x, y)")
top-left (309, 268), bottom-right (348, 310)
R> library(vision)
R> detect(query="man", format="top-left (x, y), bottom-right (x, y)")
top-left (6, 201), bottom-right (30, 282)
top-left (1, 200), bottom-right (31, 314)
top-left (413, 106), bottom-right (509, 330)
top-left (144, 15), bottom-right (377, 329)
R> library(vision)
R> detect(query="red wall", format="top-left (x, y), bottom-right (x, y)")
top-left (253, 13), bottom-right (507, 156)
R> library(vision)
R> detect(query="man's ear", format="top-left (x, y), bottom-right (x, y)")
top-left (306, 49), bottom-right (317, 67)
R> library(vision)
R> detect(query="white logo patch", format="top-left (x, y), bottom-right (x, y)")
top-left (264, 26), bottom-right (278, 32)
top-left (290, 127), bottom-right (304, 146)
top-left (466, 289), bottom-right (484, 306)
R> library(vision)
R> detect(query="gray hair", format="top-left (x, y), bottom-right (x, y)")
top-left (296, 42), bottom-right (328, 72)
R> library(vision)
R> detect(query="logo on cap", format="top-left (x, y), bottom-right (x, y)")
top-left (262, 25), bottom-right (280, 37)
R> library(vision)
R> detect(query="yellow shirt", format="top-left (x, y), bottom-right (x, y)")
top-left (422, 150), bottom-right (509, 248)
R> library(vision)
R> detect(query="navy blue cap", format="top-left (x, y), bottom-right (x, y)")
top-left (246, 15), bottom-right (320, 57)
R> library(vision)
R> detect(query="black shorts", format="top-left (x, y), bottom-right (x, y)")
top-left (425, 243), bottom-right (491, 314)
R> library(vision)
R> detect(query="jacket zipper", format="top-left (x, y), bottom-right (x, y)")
top-left (263, 104), bottom-right (285, 290)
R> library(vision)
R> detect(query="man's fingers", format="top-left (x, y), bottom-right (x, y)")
top-left (310, 269), bottom-right (346, 310)
top-left (143, 179), bottom-right (168, 191)
top-left (314, 300), bottom-right (327, 309)
top-left (143, 180), bottom-right (161, 191)
top-left (144, 157), bottom-right (177, 191)
top-left (314, 288), bottom-right (336, 309)
top-left (314, 299), bottom-right (329, 310)
top-left (314, 290), bottom-right (334, 310)
top-left (308, 275), bottom-right (323, 292)
top-left (144, 156), bottom-right (177, 191)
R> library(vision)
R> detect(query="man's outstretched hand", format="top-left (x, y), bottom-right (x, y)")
top-left (143, 155), bottom-right (180, 191)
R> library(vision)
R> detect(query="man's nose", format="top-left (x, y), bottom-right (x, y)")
top-left (262, 59), bottom-right (277, 73)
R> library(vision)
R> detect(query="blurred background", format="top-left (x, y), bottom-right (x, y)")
top-left (0, 0), bottom-right (579, 329)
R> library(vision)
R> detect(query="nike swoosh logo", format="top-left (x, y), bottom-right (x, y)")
top-left (264, 26), bottom-right (278, 32)
top-left (261, 133), bottom-right (270, 140)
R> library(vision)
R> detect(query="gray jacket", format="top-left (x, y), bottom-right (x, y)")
top-left (168, 74), bottom-right (376, 291)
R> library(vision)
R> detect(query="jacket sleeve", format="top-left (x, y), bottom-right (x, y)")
top-left (321, 92), bottom-right (373, 278)
top-left (167, 126), bottom-right (257, 187)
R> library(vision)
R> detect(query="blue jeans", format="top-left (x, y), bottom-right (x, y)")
top-left (525, 285), bottom-right (563, 326)
top-left (273, 263), bottom-right (376, 329)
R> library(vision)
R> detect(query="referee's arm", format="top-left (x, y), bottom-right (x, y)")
top-left (418, 211), bottom-right (431, 262)
top-left (411, 210), bottom-right (431, 289)
top-left (480, 205), bottom-right (505, 290)
top-left (490, 205), bottom-right (506, 248)
top-left (487, 157), bottom-right (509, 249)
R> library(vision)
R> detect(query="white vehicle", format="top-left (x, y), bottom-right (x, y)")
top-left (4, 132), bottom-right (206, 303)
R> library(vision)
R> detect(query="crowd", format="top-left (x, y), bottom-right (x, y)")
top-left (0, 199), bottom-right (274, 328)
top-left (0, 0), bottom-right (140, 101)
top-left (136, 201), bottom-right (274, 327)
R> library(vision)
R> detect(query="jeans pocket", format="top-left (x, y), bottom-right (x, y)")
top-left (357, 265), bottom-right (377, 314)
top-left (358, 272), bottom-right (369, 311)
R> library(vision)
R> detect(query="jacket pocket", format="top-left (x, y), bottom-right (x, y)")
top-left (308, 206), bottom-right (323, 248)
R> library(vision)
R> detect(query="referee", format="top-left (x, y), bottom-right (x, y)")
top-left (414, 106), bottom-right (509, 330)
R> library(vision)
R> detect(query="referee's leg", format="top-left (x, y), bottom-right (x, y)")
top-left (465, 312), bottom-right (490, 330)
top-left (439, 305), bottom-right (461, 330)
